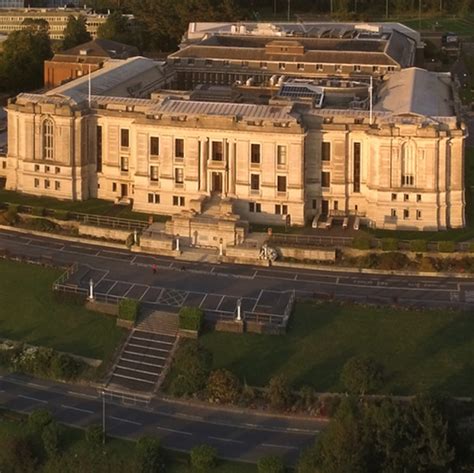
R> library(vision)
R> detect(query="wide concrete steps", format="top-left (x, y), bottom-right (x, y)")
top-left (135, 311), bottom-right (179, 334)
top-left (107, 330), bottom-right (177, 394)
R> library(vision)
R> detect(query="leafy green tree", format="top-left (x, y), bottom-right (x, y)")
top-left (207, 369), bottom-right (241, 404)
top-left (190, 444), bottom-right (217, 473)
top-left (134, 436), bottom-right (164, 473)
top-left (97, 10), bottom-right (134, 45)
top-left (28, 408), bottom-right (53, 434)
top-left (258, 455), bottom-right (286, 473)
top-left (22, 18), bottom-right (49, 32)
top-left (0, 434), bottom-right (38, 473)
top-left (266, 374), bottom-right (292, 410)
top-left (42, 421), bottom-right (62, 459)
top-left (0, 26), bottom-right (52, 92)
top-left (62, 15), bottom-right (91, 50)
top-left (340, 356), bottom-right (384, 395)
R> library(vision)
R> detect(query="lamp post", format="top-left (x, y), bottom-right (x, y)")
top-left (236, 298), bottom-right (242, 322)
top-left (88, 279), bottom-right (94, 301)
top-left (176, 234), bottom-right (180, 253)
top-left (102, 390), bottom-right (106, 445)
top-left (287, 0), bottom-right (290, 21)
top-left (385, 0), bottom-right (389, 19)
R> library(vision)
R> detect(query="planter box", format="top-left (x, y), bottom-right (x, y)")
top-left (215, 319), bottom-right (244, 333)
top-left (178, 328), bottom-right (199, 339)
top-left (116, 318), bottom-right (134, 329)
top-left (85, 300), bottom-right (119, 316)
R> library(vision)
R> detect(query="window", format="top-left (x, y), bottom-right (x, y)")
top-left (353, 142), bottom-right (361, 193)
top-left (205, 59), bottom-right (212, 66)
top-left (391, 193), bottom-right (397, 201)
top-left (120, 156), bottom-right (129, 172)
top-left (34, 178), bottom-right (39, 188)
top-left (279, 62), bottom-right (286, 70)
top-left (187, 58), bottom-right (195, 65)
top-left (55, 181), bottom-right (60, 190)
top-left (373, 65), bottom-right (380, 73)
top-left (173, 196), bottom-right (185, 206)
top-left (335, 64), bottom-right (342, 72)
top-left (277, 176), bottom-right (287, 193)
top-left (249, 202), bottom-right (261, 213)
top-left (148, 193), bottom-right (160, 204)
top-left (212, 141), bottom-right (223, 161)
top-left (45, 166), bottom-right (50, 173)
top-left (322, 142), bottom-right (331, 162)
top-left (150, 165), bottom-right (159, 182)
top-left (250, 144), bottom-right (261, 164)
top-left (416, 210), bottom-right (422, 220)
top-left (401, 142), bottom-right (415, 187)
top-left (112, 182), bottom-right (117, 192)
top-left (417, 194), bottom-right (422, 202)
top-left (391, 209), bottom-right (397, 217)
top-left (250, 174), bottom-right (260, 192)
top-left (241, 60), bottom-right (249, 67)
top-left (316, 64), bottom-right (323, 72)
top-left (404, 194), bottom-right (409, 202)
top-left (55, 167), bottom-right (60, 174)
top-left (321, 171), bottom-right (330, 188)
top-left (403, 209), bottom-right (410, 220)
top-left (354, 65), bottom-right (361, 72)
top-left (388, 66), bottom-right (395, 72)
top-left (275, 204), bottom-right (288, 215)
top-left (35, 164), bottom-right (40, 172)
top-left (120, 129), bottom-right (129, 148)
top-left (223, 60), bottom-right (230, 67)
top-left (277, 145), bottom-right (287, 166)
top-left (96, 125), bottom-right (102, 172)
top-left (312, 199), bottom-right (317, 210)
top-left (175, 138), bottom-right (184, 159)
top-left (42, 119), bottom-right (54, 160)
top-left (334, 200), bottom-right (338, 211)
top-left (260, 61), bottom-right (268, 68)
top-left (175, 168), bottom-right (184, 185)
top-left (44, 179), bottom-right (50, 189)
top-left (150, 137), bottom-right (160, 157)
top-left (297, 63), bottom-right (304, 71)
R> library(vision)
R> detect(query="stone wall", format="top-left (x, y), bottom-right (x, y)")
top-left (279, 246), bottom-right (336, 262)
top-left (78, 224), bottom-right (131, 242)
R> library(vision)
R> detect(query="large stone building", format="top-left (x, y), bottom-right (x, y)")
top-left (2, 22), bottom-right (468, 231)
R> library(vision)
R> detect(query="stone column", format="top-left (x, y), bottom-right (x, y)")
top-left (223, 138), bottom-right (228, 197)
top-left (199, 138), bottom-right (207, 192)
top-left (229, 139), bottom-right (236, 195)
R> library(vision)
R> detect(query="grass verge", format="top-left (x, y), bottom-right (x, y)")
top-left (200, 301), bottom-right (474, 396)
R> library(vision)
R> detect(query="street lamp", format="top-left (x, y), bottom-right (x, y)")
top-left (102, 390), bottom-right (106, 445)
top-left (236, 298), bottom-right (242, 321)
top-left (287, 0), bottom-right (291, 21)
top-left (386, 0), bottom-right (389, 19)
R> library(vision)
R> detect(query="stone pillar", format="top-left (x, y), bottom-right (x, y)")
top-left (223, 138), bottom-right (228, 197)
top-left (199, 138), bottom-right (207, 192)
top-left (229, 139), bottom-right (236, 195)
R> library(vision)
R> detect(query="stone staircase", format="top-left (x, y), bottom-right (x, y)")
top-left (106, 311), bottom-right (179, 395)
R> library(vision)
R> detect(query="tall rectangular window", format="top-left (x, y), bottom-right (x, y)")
top-left (321, 171), bottom-right (330, 188)
top-left (150, 137), bottom-right (160, 157)
top-left (250, 144), bottom-right (261, 164)
top-left (322, 142), bottom-right (331, 161)
top-left (212, 141), bottom-right (223, 161)
top-left (120, 129), bottom-right (129, 148)
top-left (277, 176), bottom-right (287, 193)
top-left (250, 174), bottom-right (260, 191)
top-left (277, 145), bottom-right (287, 166)
top-left (175, 167), bottom-right (184, 185)
top-left (150, 165), bottom-right (159, 182)
top-left (120, 156), bottom-right (129, 172)
top-left (353, 142), bottom-right (361, 193)
top-left (96, 125), bottom-right (102, 172)
top-left (175, 138), bottom-right (184, 159)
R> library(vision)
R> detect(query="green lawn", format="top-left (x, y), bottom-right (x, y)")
top-left (0, 189), bottom-right (158, 222)
top-left (0, 410), bottom-right (257, 473)
top-left (403, 15), bottom-right (474, 35)
top-left (200, 302), bottom-right (474, 396)
top-left (0, 259), bottom-right (124, 360)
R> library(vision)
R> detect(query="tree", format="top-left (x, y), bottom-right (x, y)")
top-left (190, 444), bottom-right (217, 473)
top-left (62, 15), bottom-right (91, 50)
top-left (42, 421), bottom-right (62, 459)
top-left (340, 356), bottom-right (384, 395)
top-left (207, 369), bottom-right (241, 404)
top-left (86, 424), bottom-right (104, 446)
top-left (28, 408), bottom-right (53, 434)
top-left (97, 10), bottom-right (134, 45)
top-left (266, 375), bottom-right (292, 410)
top-left (0, 26), bottom-right (52, 92)
top-left (0, 434), bottom-right (38, 473)
top-left (258, 455), bottom-right (286, 473)
top-left (134, 436), bottom-right (164, 473)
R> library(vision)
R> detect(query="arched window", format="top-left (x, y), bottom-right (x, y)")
top-left (42, 119), bottom-right (54, 160)
top-left (401, 142), bottom-right (415, 187)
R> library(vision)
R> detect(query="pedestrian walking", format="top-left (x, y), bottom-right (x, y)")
top-left (152, 264), bottom-right (157, 274)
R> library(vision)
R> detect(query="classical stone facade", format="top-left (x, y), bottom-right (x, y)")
top-left (4, 23), bottom-right (468, 232)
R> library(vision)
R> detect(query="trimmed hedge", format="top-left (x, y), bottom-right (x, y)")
top-left (31, 206), bottom-right (46, 217)
top-left (470, 242), bottom-right (474, 253)
top-left (179, 306), bottom-right (204, 332)
top-left (437, 241), bottom-right (456, 253)
top-left (352, 237), bottom-right (371, 250)
top-left (409, 240), bottom-right (428, 253)
top-left (54, 209), bottom-right (70, 221)
top-left (118, 298), bottom-right (140, 322)
top-left (381, 238), bottom-right (398, 252)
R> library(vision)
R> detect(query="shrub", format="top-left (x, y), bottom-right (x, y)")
top-left (258, 455), bottom-right (286, 473)
top-left (207, 369), bottom-right (241, 404)
top-left (27, 218), bottom-right (58, 233)
top-left (14, 346), bottom-right (56, 377)
top-left (168, 340), bottom-right (212, 397)
top-left (190, 444), bottom-right (217, 473)
top-left (86, 424), bottom-right (103, 446)
top-left (437, 241), bottom-right (456, 253)
top-left (352, 237), bottom-right (371, 250)
top-left (54, 209), bottom-right (70, 221)
top-left (410, 240), bottom-right (428, 253)
top-left (42, 421), bottom-right (62, 458)
top-left (118, 298), bottom-right (140, 322)
top-left (469, 242), bottom-right (474, 253)
top-left (299, 386), bottom-right (317, 411)
top-left (341, 356), bottom-right (384, 395)
top-left (179, 306), bottom-right (204, 332)
top-left (266, 375), bottom-right (292, 411)
top-left (377, 252), bottom-right (410, 271)
top-left (50, 353), bottom-right (84, 381)
top-left (239, 383), bottom-right (257, 407)
top-left (381, 238), bottom-right (398, 251)
top-left (0, 434), bottom-right (38, 473)
top-left (418, 256), bottom-right (436, 272)
top-left (5, 203), bottom-right (19, 224)
top-left (135, 436), bottom-right (164, 473)
top-left (31, 206), bottom-right (46, 217)
top-left (7, 203), bottom-right (20, 213)
top-left (28, 408), bottom-right (53, 433)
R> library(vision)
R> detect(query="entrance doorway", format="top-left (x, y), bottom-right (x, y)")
top-left (120, 184), bottom-right (128, 198)
top-left (211, 172), bottom-right (223, 194)
top-left (321, 199), bottom-right (329, 216)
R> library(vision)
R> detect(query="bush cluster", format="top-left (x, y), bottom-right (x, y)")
top-left (118, 298), bottom-right (140, 322)
top-left (352, 237), bottom-right (372, 250)
top-left (31, 206), bottom-right (46, 217)
top-left (53, 209), bottom-right (70, 221)
top-left (179, 306), bottom-right (204, 332)
top-left (437, 241), bottom-right (456, 253)
top-left (409, 239), bottom-right (428, 252)
top-left (380, 238), bottom-right (398, 251)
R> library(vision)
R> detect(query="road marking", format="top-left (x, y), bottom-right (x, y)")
top-left (261, 443), bottom-right (299, 450)
top-left (67, 391), bottom-right (97, 399)
top-left (18, 394), bottom-right (47, 404)
top-left (175, 413), bottom-right (203, 421)
top-left (27, 382), bottom-right (44, 388)
top-left (244, 423), bottom-right (258, 428)
top-left (61, 404), bottom-right (94, 414)
top-left (157, 426), bottom-right (192, 436)
top-left (208, 436), bottom-right (244, 444)
top-left (110, 416), bottom-right (142, 426)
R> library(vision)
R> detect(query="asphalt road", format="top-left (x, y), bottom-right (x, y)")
top-left (0, 373), bottom-right (322, 464)
top-left (0, 228), bottom-right (473, 310)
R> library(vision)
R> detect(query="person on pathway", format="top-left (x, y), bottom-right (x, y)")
top-left (152, 264), bottom-right (157, 274)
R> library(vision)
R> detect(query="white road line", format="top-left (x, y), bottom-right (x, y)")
top-left (252, 289), bottom-right (264, 312)
top-left (208, 436), bottom-right (244, 444)
top-left (215, 294), bottom-right (226, 311)
top-left (106, 281), bottom-right (118, 294)
top-left (261, 443), bottom-right (299, 450)
top-left (61, 404), bottom-right (94, 414)
top-left (123, 283), bottom-right (135, 298)
top-left (18, 394), bottom-right (48, 404)
top-left (110, 416), bottom-right (142, 426)
top-left (157, 426), bottom-right (192, 436)
top-left (175, 413), bottom-right (204, 421)
top-left (27, 382), bottom-right (44, 388)
top-left (67, 391), bottom-right (97, 399)
top-left (199, 293), bottom-right (208, 308)
top-left (244, 423), bottom-right (258, 428)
